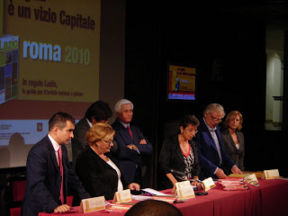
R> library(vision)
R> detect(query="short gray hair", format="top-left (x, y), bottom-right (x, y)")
top-left (114, 99), bottom-right (134, 113)
top-left (204, 103), bottom-right (225, 117)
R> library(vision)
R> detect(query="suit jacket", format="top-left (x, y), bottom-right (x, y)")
top-left (196, 119), bottom-right (235, 179)
top-left (112, 119), bottom-right (153, 184)
top-left (76, 147), bottom-right (120, 200)
top-left (221, 129), bottom-right (245, 170)
top-left (22, 136), bottom-right (90, 216)
top-left (159, 134), bottom-right (200, 189)
top-left (72, 118), bottom-right (118, 170)
top-left (71, 118), bottom-right (90, 169)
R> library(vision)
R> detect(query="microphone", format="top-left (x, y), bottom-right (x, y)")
top-left (170, 169), bottom-right (205, 192)
top-left (170, 169), bottom-right (202, 183)
top-left (170, 169), bottom-right (186, 177)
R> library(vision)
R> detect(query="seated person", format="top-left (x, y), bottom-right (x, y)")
top-left (72, 100), bottom-right (112, 169)
top-left (22, 112), bottom-right (90, 216)
top-left (75, 122), bottom-right (140, 200)
top-left (221, 110), bottom-right (245, 171)
top-left (159, 115), bottom-right (201, 189)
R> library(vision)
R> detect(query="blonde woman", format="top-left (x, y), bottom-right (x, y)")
top-left (76, 122), bottom-right (140, 200)
top-left (221, 110), bottom-right (245, 171)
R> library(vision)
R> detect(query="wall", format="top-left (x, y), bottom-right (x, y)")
top-left (99, 0), bottom-right (125, 120)
top-left (125, 2), bottom-right (288, 188)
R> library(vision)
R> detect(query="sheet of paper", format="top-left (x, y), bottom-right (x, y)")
top-left (141, 188), bottom-right (173, 196)
top-left (132, 195), bottom-right (152, 201)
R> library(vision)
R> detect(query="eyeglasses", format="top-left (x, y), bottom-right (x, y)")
top-left (210, 114), bottom-right (223, 122)
top-left (102, 139), bottom-right (113, 145)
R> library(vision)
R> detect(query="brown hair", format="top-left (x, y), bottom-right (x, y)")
top-left (223, 110), bottom-right (243, 130)
top-left (179, 114), bottom-right (200, 129)
top-left (48, 112), bottom-right (75, 131)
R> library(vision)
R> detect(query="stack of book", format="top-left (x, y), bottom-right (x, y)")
top-left (218, 178), bottom-right (248, 191)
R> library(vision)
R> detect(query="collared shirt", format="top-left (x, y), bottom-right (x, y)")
top-left (118, 120), bottom-right (140, 155)
top-left (119, 120), bottom-right (130, 129)
top-left (106, 159), bottom-right (124, 192)
top-left (86, 118), bottom-right (93, 128)
top-left (203, 118), bottom-right (223, 173)
top-left (48, 134), bottom-right (61, 165)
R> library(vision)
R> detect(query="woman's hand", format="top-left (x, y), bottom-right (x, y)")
top-left (128, 182), bottom-right (140, 191)
top-left (191, 181), bottom-right (203, 190)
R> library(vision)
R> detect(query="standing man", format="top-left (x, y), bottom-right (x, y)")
top-left (22, 112), bottom-right (90, 216)
top-left (71, 100), bottom-right (112, 169)
top-left (112, 99), bottom-right (153, 186)
top-left (196, 103), bottom-right (242, 179)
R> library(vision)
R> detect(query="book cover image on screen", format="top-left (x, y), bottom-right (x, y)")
top-left (168, 65), bottom-right (196, 101)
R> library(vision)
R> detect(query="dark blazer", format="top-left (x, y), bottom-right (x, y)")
top-left (159, 134), bottom-right (200, 189)
top-left (71, 118), bottom-right (90, 169)
top-left (112, 119), bottom-right (153, 184)
top-left (22, 136), bottom-right (90, 216)
top-left (221, 129), bottom-right (245, 170)
top-left (196, 119), bottom-right (235, 179)
top-left (76, 146), bottom-right (121, 200)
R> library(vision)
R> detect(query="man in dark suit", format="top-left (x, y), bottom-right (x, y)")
top-left (196, 103), bottom-right (242, 179)
top-left (112, 99), bottom-right (153, 185)
top-left (71, 100), bottom-right (112, 169)
top-left (22, 112), bottom-right (90, 216)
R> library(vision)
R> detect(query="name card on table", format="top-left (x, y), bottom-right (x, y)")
top-left (244, 173), bottom-right (259, 186)
top-left (175, 180), bottom-right (195, 200)
top-left (264, 169), bottom-right (280, 179)
top-left (80, 196), bottom-right (105, 213)
top-left (113, 189), bottom-right (132, 203)
top-left (202, 177), bottom-right (216, 191)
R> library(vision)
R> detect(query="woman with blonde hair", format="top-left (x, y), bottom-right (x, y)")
top-left (76, 122), bottom-right (140, 200)
top-left (221, 110), bottom-right (245, 171)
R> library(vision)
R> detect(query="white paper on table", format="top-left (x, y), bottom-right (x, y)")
top-left (141, 188), bottom-right (174, 197)
top-left (132, 195), bottom-right (152, 201)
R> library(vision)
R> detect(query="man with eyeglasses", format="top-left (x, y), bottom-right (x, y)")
top-left (196, 103), bottom-right (242, 179)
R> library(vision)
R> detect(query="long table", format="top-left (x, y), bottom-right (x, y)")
top-left (39, 178), bottom-right (288, 216)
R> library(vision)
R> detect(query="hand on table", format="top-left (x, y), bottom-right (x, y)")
top-left (231, 165), bottom-right (242, 174)
top-left (54, 204), bottom-right (71, 213)
top-left (191, 181), bottom-right (203, 190)
top-left (128, 182), bottom-right (140, 191)
top-left (216, 168), bottom-right (227, 179)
